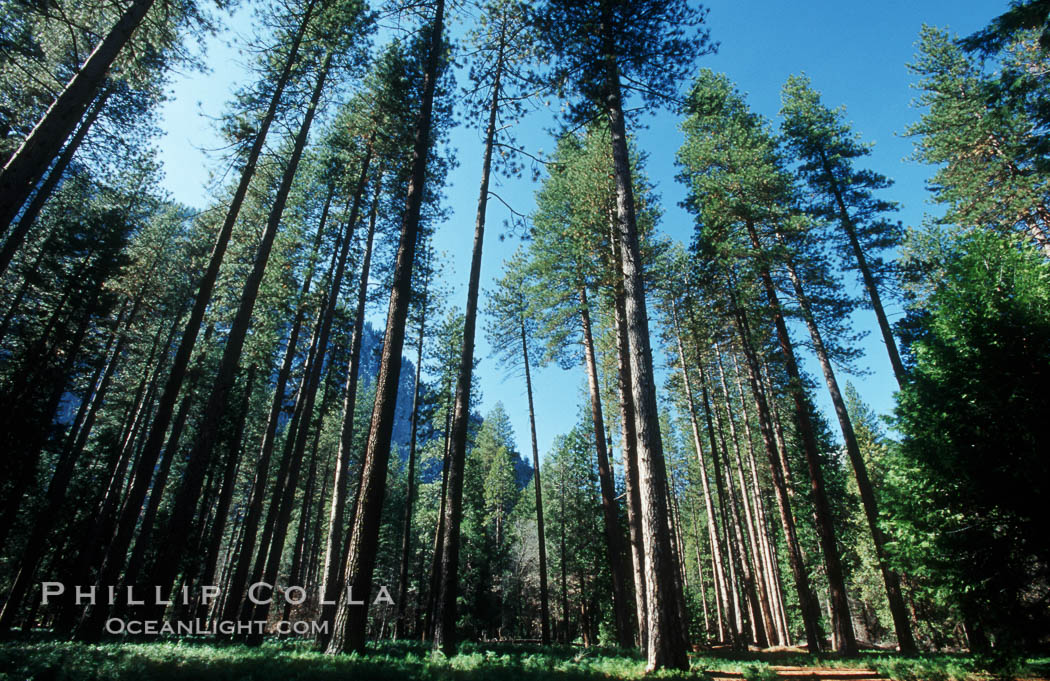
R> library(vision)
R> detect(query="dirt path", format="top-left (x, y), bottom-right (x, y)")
top-left (710, 666), bottom-right (886, 681)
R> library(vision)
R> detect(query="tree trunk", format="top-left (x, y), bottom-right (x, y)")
top-left (601, 30), bottom-right (687, 670)
top-left (714, 344), bottom-right (778, 646)
top-left (394, 247), bottom-right (431, 639)
top-left (197, 364), bottom-right (256, 622)
top-left (669, 302), bottom-right (732, 645)
top-left (0, 297), bottom-right (131, 630)
top-left (730, 355), bottom-right (790, 646)
top-left (612, 275), bottom-right (647, 652)
top-left (325, 0), bottom-right (444, 655)
top-left (121, 323), bottom-right (215, 591)
top-left (744, 220), bottom-right (856, 655)
top-left (818, 149), bottom-right (906, 385)
top-left (577, 286), bottom-right (633, 648)
top-left (249, 136), bottom-right (369, 644)
top-left (432, 17), bottom-right (500, 654)
top-left (699, 354), bottom-right (766, 648)
top-left (688, 501), bottom-right (712, 636)
top-left (219, 185), bottom-right (333, 625)
top-left (283, 377), bottom-right (331, 624)
top-left (320, 164), bottom-right (381, 628)
top-left (726, 280), bottom-right (823, 653)
top-left (0, 0), bottom-right (157, 236)
top-left (146, 54), bottom-right (334, 622)
top-left (0, 89), bottom-right (110, 277)
top-left (778, 241), bottom-right (916, 654)
top-left (521, 323), bottom-right (552, 645)
top-left (559, 471), bottom-right (570, 644)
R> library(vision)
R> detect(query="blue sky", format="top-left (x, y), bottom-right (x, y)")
top-left (154, 1), bottom-right (1004, 463)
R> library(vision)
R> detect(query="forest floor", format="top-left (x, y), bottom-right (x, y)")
top-left (0, 635), bottom-right (1047, 681)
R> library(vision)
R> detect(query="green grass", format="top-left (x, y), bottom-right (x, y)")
top-left (0, 637), bottom-right (673, 681)
top-left (0, 636), bottom-right (1045, 681)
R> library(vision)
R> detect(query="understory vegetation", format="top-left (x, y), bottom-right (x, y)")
top-left (2, 638), bottom-right (1046, 681)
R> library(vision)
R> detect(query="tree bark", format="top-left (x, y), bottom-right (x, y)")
top-left (730, 355), bottom-right (791, 646)
top-left (120, 323), bottom-right (215, 592)
top-left (611, 286), bottom-right (647, 651)
top-left (0, 296), bottom-right (132, 630)
top-left (0, 89), bottom-right (110, 277)
top-left (726, 280), bottom-right (823, 653)
top-left (320, 166), bottom-right (382, 630)
top-left (0, 0), bottom-right (157, 236)
top-left (669, 302), bottom-right (732, 646)
top-left (818, 149), bottom-right (906, 385)
top-left (219, 185), bottom-right (333, 625)
top-left (521, 321), bottom-right (552, 645)
top-left (778, 241), bottom-right (916, 654)
top-left (432, 15), bottom-right (498, 653)
top-left (325, 0), bottom-right (444, 655)
top-left (197, 364), bottom-right (256, 622)
top-left (146, 54), bottom-right (334, 623)
top-left (394, 247), bottom-right (430, 639)
top-left (714, 344), bottom-right (778, 646)
top-left (601, 26), bottom-right (687, 669)
top-left (744, 220), bottom-right (856, 654)
top-left (249, 137), bottom-right (369, 644)
top-left (699, 355), bottom-right (766, 648)
top-left (577, 287), bottom-right (633, 648)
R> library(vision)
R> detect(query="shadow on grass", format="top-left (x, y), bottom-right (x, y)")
top-left (0, 634), bottom-right (676, 681)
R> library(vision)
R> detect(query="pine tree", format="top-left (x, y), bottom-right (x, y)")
top-left (535, 0), bottom-right (713, 666)
top-left (908, 26), bottom-right (1050, 258)
top-left (433, 0), bottom-right (536, 654)
top-left (485, 247), bottom-right (552, 644)
top-left (780, 74), bottom-right (906, 385)
top-left (326, 0), bottom-right (449, 654)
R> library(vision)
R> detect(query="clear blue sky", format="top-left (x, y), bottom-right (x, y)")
top-left (154, 1), bottom-right (1004, 464)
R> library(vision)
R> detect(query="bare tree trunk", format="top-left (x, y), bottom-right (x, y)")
top-left (395, 248), bottom-right (431, 639)
top-left (578, 287), bottom-right (633, 648)
top-left (700, 356), bottom-right (766, 648)
top-left (669, 303), bottom-right (732, 645)
top-left (521, 324), bottom-right (552, 645)
top-left (220, 185), bottom-right (333, 625)
top-left (744, 220), bottom-right (855, 655)
top-left (121, 324), bottom-right (215, 591)
top-left (319, 160), bottom-right (381, 629)
top-left (250, 136), bottom-right (369, 644)
top-left (730, 356), bottom-right (790, 646)
top-left (423, 428), bottom-right (452, 641)
top-left (559, 471), bottom-right (570, 644)
top-left (326, 0), bottom-right (444, 655)
top-left (432, 24), bottom-right (503, 655)
top-left (611, 227), bottom-right (647, 652)
top-left (283, 377), bottom-right (330, 624)
top-left (147, 55), bottom-right (334, 624)
top-left (779, 243), bottom-right (916, 654)
top-left (714, 345), bottom-right (778, 646)
top-left (198, 365), bottom-right (257, 623)
top-left (0, 89), bottom-right (110, 277)
top-left (818, 150), bottom-right (905, 385)
top-left (726, 281), bottom-right (823, 653)
top-left (688, 501), bottom-right (712, 636)
top-left (602, 26), bottom-right (687, 668)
